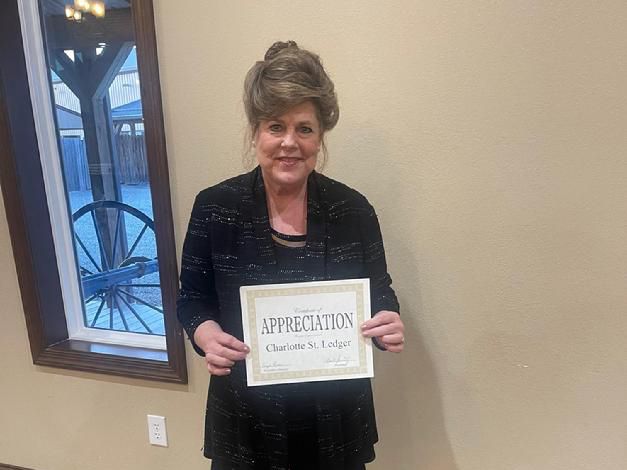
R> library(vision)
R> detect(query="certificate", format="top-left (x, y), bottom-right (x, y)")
top-left (240, 278), bottom-right (373, 387)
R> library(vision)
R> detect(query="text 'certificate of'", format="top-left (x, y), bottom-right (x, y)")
top-left (240, 279), bottom-right (373, 387)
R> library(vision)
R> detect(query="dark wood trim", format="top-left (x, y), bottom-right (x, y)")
top-left (38, 340), bottom-right (186, 383)
top-left (0, 464), bottom-right (37, 470)
top-left (133, 0), bottom-right (188, 381)
top-left (0, 0), bottom-right (68, 359)
top-left (0, 0), bottom-right (187, 384)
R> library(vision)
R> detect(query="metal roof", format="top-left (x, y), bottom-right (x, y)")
top-left (56, 99), bottom-right (142, 130)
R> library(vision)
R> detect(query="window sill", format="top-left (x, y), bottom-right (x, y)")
top-left (34, 339), bottom-right (186, 383)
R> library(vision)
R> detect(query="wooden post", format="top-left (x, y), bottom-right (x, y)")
top-left (47, 25), bottom-right (135, 275)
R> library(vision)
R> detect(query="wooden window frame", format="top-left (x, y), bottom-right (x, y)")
top-left (0, 0), bottom-right (187, 383)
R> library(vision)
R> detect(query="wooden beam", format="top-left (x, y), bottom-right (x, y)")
top-left (92, 41), bottom-right (134, 98)
top-left (50, 50), bottom-right (85, 99)
top-left (50, 41), bottom-right (134, 99)
top-left (49, 37), bottom-right (134, 269)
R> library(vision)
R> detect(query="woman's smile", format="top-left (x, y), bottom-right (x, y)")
top-left (277, 157), bottom-right (304, 166)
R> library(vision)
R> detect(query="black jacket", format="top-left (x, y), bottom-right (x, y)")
top-left (178, 167), bottom-right (399, 469)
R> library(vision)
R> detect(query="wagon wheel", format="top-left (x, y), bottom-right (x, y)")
top-left (72, 200), bottom-right (162, 334)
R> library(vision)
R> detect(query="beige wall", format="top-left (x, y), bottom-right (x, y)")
top-left (2, 1), bottom-right (627, 469)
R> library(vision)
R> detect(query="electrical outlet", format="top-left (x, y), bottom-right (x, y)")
top-left (147, 414), bottom-right (168, 447)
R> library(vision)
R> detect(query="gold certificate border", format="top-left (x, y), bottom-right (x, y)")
top-left (246, 283), bottom-right (368, 383)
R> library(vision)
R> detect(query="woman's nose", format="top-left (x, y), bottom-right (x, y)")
top-left (281, 130), bottom-right (297, 148)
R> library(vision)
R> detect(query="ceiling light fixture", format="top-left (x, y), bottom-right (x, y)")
top-left (65, 0), bottom-right (106, 22)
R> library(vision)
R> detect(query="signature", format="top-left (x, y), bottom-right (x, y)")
top-left (263, 360), bottom-right (289, 372)
top-left (324, 354), bottom-right (351, 367)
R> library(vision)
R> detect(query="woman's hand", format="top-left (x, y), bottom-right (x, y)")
top-left (361, 310), bottom-right (405, 353)
top-left (194, 320), bottom-right (250, 375)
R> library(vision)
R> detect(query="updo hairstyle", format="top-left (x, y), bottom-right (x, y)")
top-left (243, 41), bottom-right (339, 167)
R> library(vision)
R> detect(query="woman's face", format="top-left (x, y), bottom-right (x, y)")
top-left (254, 101), bottom-right (321, 192)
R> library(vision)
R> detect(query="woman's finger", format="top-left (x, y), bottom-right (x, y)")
top-left (381, 332), bottom-right (404, 345)
top-left (361, 323), bottom-right (399, 338)
top-left (384, 343), bottom-right (404, 353)
top-left (201, 331), bottom-right (250, 361)
top-left (361, 310), bottom-right (401, 330)
top-left (204, 352), bottom-right (235, 368)
top-left (217, 332), bottom-right (250, 353)
top-left (211, 343), bottom-right (249, 362)
top-left (207, 363), bottom-right (231, 376)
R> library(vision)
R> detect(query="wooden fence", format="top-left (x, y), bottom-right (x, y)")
top-left (61, 137), bottom-right (90, 191)
top-left (116, 134), bottom-right (149, 184)
top-left (61, 134), bottom-right (148, 191)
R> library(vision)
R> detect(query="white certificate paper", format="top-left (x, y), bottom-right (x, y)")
top-left (240, 279), bottom-right (373, 387)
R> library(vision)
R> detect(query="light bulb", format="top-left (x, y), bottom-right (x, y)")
top-left (91, 1), bottom-right (105, 18)
top-left (65, 5), bottom-right (75, 18)
top-left (74, 0), bottom-right (90, 12)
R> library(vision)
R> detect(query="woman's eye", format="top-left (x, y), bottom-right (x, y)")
top-left (300, 126), bottom-right (313, 134)
top-left (269, 124), bottom-right (282, 132)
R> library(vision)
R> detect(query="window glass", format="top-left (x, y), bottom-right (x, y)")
top-left (41, 1), bottom-right (164, 338)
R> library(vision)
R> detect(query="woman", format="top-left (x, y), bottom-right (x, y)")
top-left (178, 41), bottom-right (405, 470)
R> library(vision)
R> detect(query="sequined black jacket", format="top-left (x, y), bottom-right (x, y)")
top-left (177, 167), bottom-right (399, 469)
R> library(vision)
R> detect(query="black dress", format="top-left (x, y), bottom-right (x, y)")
top-left (177, 167), bottom-right (399, 469)
top-left (272, 230), bottom-right (366, 470)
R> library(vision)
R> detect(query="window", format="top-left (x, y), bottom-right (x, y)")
top-left (0, 0), bottom-right (187, 382)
